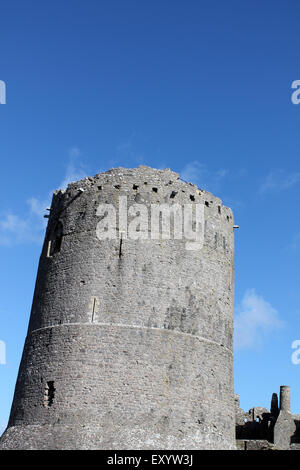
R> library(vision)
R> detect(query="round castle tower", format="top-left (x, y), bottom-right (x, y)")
top-left (0, 166), bottom-right (236, 449)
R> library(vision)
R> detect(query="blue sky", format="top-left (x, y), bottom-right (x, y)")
top-left (1, 0), bottom-right (300, 433)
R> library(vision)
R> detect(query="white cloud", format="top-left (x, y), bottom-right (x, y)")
top-left (0, 213), bottom-right (43, 245)
top-left (0, 148), bottom-right (88, 246)
top-left (259, 170), bottom-right (300, 194)
top-left (234, 289), bottom-right (283, 350)
top-left (180, 161), bottom-right (228, 193)
top-left (27, 197), bottom-right (51, 218)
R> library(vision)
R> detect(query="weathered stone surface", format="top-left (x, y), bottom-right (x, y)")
top-left (0, 166), bottom-right (235, 450)
top-left (235, 385), bottom-right (300, 450)
top-left (273, 411), bottom-right (296, 450)
top-left (236, 440), bottom-right (275, 451)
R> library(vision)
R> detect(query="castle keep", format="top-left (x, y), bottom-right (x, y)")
top-left (0, 166), bottom-right (236, 449)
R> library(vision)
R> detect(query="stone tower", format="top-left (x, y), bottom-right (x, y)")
top-left (0, 166), bottom-right (236, 449)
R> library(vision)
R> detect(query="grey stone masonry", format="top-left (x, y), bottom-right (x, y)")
top-left (236, 385), bottom-right (300, 450)
top-left (0, 166), bottom-right (236, 449)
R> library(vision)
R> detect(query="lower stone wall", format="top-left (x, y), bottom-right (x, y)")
top-left (236, 440), bottom-right (275, 450)
top-left (0, 323), bottom-right (235, 450)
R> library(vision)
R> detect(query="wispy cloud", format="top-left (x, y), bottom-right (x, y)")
top-left (259, 169), bottom-right (300, 194)
top-left (234, 289), bottom-right (283, 350)
top-left (0, 212), bottom-right (44, 246)
top-left (180, 161), bottom-right (228, 193)
top-left (27, 196), bottom-right (51, 219)
top-left (0, 148), bottom-right (88, 246)
top-left (59, 147), bottom-right (88, 190)
top-left (114, 132), bottom-right (150, 167)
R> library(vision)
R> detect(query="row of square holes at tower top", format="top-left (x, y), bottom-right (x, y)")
top-left (96, 183), bottom-right (231, 221)
top-left (47, 182), bottom-right (232, 257)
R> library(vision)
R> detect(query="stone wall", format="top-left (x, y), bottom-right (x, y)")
top-left (0, 166), bottom-right (236, 450)
top-left (236, 386), bottom-right (300, 450)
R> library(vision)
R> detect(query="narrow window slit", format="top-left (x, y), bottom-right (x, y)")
top-left (190, 195), bottom-right (195, 201)
top-left (170, 191), bottom-right (178, 199)
top-left (48, 221), bottom-right (63, 256)
top-left (44, 381), bottom-right (55, 407)
top-left (133, 184), bottom-right (139, 190)
top-left (119, 233), bottom-right (123, 258)
top-left (52, 233), bottom-right (63, 254)
top-left (152, 187), bottom-right (158, 192)
top-left (91, 297), bottom-right (96, 322)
